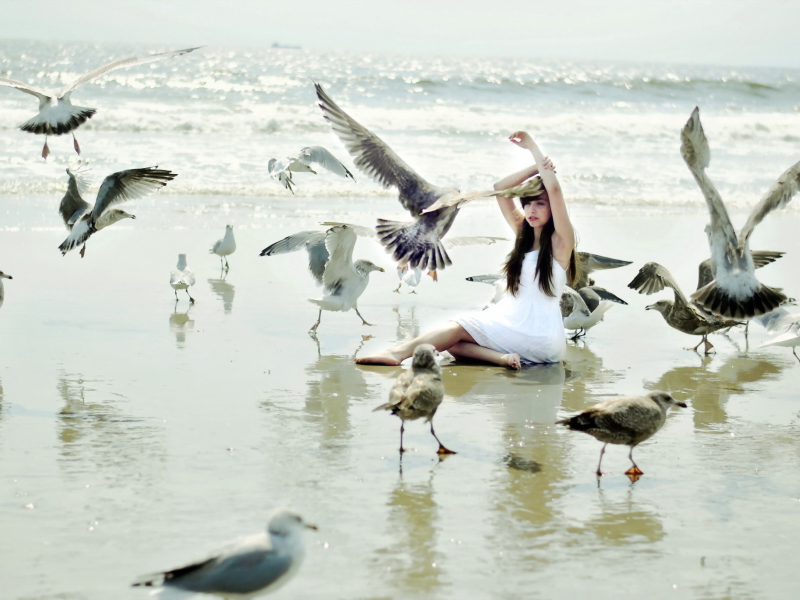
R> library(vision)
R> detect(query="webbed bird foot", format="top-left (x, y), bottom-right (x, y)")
top-left (73, 134), bottom-right (81, 155)
top-left (79, 244), bottom-right (86, 258)
top-left (624, 466), bottom-right (644, 476)
top-left (436, 445), bottom-right (457, 455)
top-left (42, 139), bottom-right (50, 160)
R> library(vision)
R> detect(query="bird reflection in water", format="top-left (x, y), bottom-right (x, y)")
top-left (394, 305), bottom-right (421, 343)
top-left (169, 304), bottom-right (195, 348)
top-left (208, 274), bottom-right (235, 314)
top-left (583, 487), bottom-right (666, 545)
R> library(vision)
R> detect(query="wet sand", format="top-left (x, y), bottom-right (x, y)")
top-left (1, 193), bottom-right (800, 599)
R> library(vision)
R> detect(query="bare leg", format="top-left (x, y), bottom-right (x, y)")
top-left (430, 420), bottom-right (456, 455)
top-left (186, 289), bottom-right (195, 304)
top-left (356, 322), bottom-right (476, 366)
top-left (596, 443), bottom-right (607, 477)
top-left (354, 306), bottom-right (374, 326)
top-left (624, 447), bottom-right (644, 476)
top-left (448, 341), bottom-right (521, 369)
top-left (309, 309), bottom-right (322, 332)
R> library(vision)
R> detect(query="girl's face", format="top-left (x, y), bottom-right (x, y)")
top-left (523, 197), bottom-right (551, 229)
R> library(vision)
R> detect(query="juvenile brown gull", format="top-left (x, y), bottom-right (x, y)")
top-left (260, 224), bottom-right (384, 331)
top-left (315, 83), bottom-right (499, 273)
top-left (557, 391), bottom-right (686, 477)
top-left (0, 47), bottom-right (200, 159)
top-left (132, 508), bottom-right (316, 599)
top-left (169, 254), bottom-right (196, 304)
top-left (681, 107), bottom-right (800, 319)
top-left (268, 145), bottom-right (355, 193)
top-left (373, 344), bottom-right (455, 455)
top-left (210, 225), bottom-right (236, 271)
top-left (58, 166), bottom-right (176, 256)
top-left (0, 270), bottom-right (12, 309)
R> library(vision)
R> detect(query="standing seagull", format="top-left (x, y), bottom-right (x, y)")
top-left (58, 167), bottom-right (177, 256)
top-left (560, 285), bottom-right (628, 339)
top-left (210, 225), bottom-right (236, 271)
top-left (260, 223), bottom-right (384, 332)
top-left (315, 84), bottom-right (499, 273)
top-left (132, 508), bottom-right (316, 599)
top-left (557, 391), bottom-right (686, 477)
top-left (681, 107), bottom-right (800, 319)
top-left (268, 145), bottom-right (355, 193)
top-left (0, 47), bottom-right (200, 158)
top-left (0, 271), bottom-right (12, 309)
top-left (373, 344), bottom-right (455, 455)
top-left (170, 254), bottom-right (196, 304)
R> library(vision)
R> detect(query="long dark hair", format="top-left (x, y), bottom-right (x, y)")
top-left (502, 190), bottom-right (578, 297)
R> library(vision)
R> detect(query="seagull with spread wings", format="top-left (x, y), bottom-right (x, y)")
top-left (0, 47), bottom-right (200, 158)
top-left (560, 285), bottom-right (628, 339)
top-left (260, 223), bottom-right (384, 332)
top-left (58, 166), bottom-right (177, 256)
top-left (681, 107), bottom-right (800, 319)
top-left (315, 83), bottom-right (499, 273)
top-left (268, 145), bottom-right (355, 193)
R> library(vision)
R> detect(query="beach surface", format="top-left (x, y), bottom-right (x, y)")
top-left (1, 193), bottom-right (799, 599)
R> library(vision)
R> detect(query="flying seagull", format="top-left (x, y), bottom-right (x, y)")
top-left (0, 47), bottom-right (200, 158)
top-left (58, 166), bottom-right (177, 256)
top-left (268, 145), bottom-right (355, 193)
top-left (210, 225), bottom-right (236, 271)
top-left (260, 223), bottom-right (384, 332)
top-left (0, 270), bottom-right (12, 309)
top-left (315, 83), bottom-right (499, 273)
top-left (132, 508), bottom-right (316, 599)
top-left (373, 343), bottom-right (455, 455)
top-left (557, 391), bottom-right (686, 477)
top-left (681, 107), bottom-right (800, 319)
top-left (170, 254), bottom-right (196, 304)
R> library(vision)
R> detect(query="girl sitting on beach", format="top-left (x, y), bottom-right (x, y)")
top-left (355, 131), bottom-right (577, 369)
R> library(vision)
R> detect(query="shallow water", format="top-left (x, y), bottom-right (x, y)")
top-left (1, 194), bottom-right (799, 599)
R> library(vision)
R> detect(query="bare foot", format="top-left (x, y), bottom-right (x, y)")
top-left (355, 350), bottom-right (404, 366)
top-left (501, 353), bottom-right (521, 370)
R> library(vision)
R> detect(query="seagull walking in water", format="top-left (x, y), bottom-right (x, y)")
top-left (374, 344), bottom-right (455, 455)
top-left (58, 166), bottom-right (177, 256)
top-left (0, 47), bottom-right (200, 158)
top-left (681, 107), bottom-right (800, 319)
top-left (315, 83), bottom-right (499, 273)
top-left (0, 270), bottom-right (12, 309)
top-left (210, 225), bottom-right (236, 271)
top-left (260, 223), bottom-right (384, 332)
top-left (132, 508), bottom-right (316, 599)
top-left (268, 145), bottom-right (355, 193)
top-left (557, 391), bottom-right (686, 477)
top-left (170, 254), bottom-right (196, 304)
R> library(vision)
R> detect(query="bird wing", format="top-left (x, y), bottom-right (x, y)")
top-left (421, 189), bottom-right (501, 214)
top-left (753, 306), bottom-right (800, 334)
top-left (295, 146), bottom-right (355, 180)
top-left (628, 262), bottom-right (690, 307)
top-left (92, 167), bottom-right (177, 221)
top-left (400, 373), bottom-right (444, 415)
top-left (321, 225), bottom-right (358, 291)
top-left (560, 286), bottom-right (588, 317)
top-left (443, 235), bottom-right (507, 248)
top-left (59, 47), bottom-right (201, 97)
top-left (593, 399), bottom-right (661, 438)
top-left (59, 164), bottom-right (92, 228)
top-left (577, 252), bottom-right (633, 274)
top-left (738, 160), bottom-right (800, 246)
top-left (0, 76), bottom-right (51, 100)
top-left (319, 221), bottom-right (377, 238)
top-left (578, 286), bottom-right (628, 313)
top-left (315, 83), bottom-right (441, 214)
top-left (259, 230), bottom-right (328, 285)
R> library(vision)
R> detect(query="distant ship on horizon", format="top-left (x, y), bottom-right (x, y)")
top-left (272, 42), bottom-right (302, 50)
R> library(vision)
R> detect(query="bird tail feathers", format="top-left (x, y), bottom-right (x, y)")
top-left (376, 219), bottom-right (452, 271)
top-left (692, 281), bottom-right (786, 319)
top-left (20, 105), bottom-right (96, 136)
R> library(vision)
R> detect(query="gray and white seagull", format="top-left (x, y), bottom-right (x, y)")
top-left (0, 47), bottom-right (200, 159)
top-left (58, 166), bottom-right (177, 256)
top-left (681, 106), bottom-right (800, 319)
top-left (315, 83), bottom-right (499, 273)
top-left (267, 145), bottom-right (355, 193)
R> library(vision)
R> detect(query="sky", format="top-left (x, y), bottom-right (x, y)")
top-left (1, 0), bottom-right (799, 69)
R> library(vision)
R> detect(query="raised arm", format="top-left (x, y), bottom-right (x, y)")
top-left (509, 131), bottom-right (575, 264)
top-left (494, 164), bottom-right (539, 232)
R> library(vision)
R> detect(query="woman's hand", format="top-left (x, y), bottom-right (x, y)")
top-left (541, 156), bottom-right (556, 173)
top-left (509, 131), bottom-right (534, 149)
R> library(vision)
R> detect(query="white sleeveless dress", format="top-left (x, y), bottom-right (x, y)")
top-left (454, 250), bottom-right (566, 364)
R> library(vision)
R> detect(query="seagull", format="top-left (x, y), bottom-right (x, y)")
top-left (0, 270), bottom-right (12, 309)
top-left (574, 252), bottom-right (633, 289)
top-left (132, 508), bottom-right (316, 599)
top-left (628, 262), bottom-right (743, 354)
top-left (315, 83), bottom-right (499, 273)
top-left (259, 223), bottom-right (384, 332)
top-left (557, 391), bottom-right (686, 477)
top-left (755, 307), bottom-right (800, 363)
top-left (268, 146), bottom-right (355, 193)
top-left (681, 107), bottom-right (800, 319)
top-left (373, 344), bottom-right (455, 455)
top-left (58, 166), bottom-right (177, 256)
top-left (0, 47), bottom-right (200, 159)
top-left (560, 285), bottom-right (628, 339)
top-left (465, 273), bottom-right (506, 308)
top-left (210, 225), bottom-right (236, 271)
top-left (170, 254), bottom-right (196, 304)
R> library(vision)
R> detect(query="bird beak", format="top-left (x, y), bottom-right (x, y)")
top-left (131, 215), bottom-right (137, 219)
top-left (305, 523), bottom-right (319, 531)
top-left (645, 304), bottom-right (655, 310)
top-left (378, 267), bottom-right (385, 272)
top-left (677, 402), bottom-right (688, 408)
